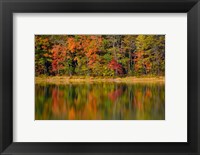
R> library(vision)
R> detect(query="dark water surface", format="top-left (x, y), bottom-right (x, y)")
top-left (35, 82), bottom-right (165, 120)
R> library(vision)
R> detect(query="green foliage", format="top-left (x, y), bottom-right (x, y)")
top-left (35, 35), bottom-right (165, 77)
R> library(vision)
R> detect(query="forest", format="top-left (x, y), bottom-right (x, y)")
top-left (35, 35), bottom-right (165, 77)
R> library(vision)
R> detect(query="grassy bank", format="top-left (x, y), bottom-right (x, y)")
top-left (35, 76), bottom-right (165, 84)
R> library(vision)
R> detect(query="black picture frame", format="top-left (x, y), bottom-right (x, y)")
top-left (0, 0), bottom-right (200, 154)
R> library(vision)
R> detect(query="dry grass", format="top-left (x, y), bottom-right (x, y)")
top-left (35, 76), bottom-right (165, 85)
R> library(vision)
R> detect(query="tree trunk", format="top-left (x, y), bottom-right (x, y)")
top-left (113, 36), bottom-right (117, 76)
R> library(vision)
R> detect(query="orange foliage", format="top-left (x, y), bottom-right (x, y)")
top-left (67, 37), bottom-right (76, 52)
top-left (133, 51), bottom-right (152, 73)
top-left (51, 44), bottom-right (67, 73)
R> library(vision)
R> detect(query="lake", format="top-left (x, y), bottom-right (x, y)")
top-left (35, 82), bottom-right (165, 120)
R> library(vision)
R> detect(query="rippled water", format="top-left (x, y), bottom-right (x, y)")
top-left (35, 82), bottom-right (165, 120)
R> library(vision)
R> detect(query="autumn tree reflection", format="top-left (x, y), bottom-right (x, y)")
top-left (35, 82), bottom-right (164, 120)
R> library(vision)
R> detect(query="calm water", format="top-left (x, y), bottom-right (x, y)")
top-left (35, 82), bottom-right (165, 120)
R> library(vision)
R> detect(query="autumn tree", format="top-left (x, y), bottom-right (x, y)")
top-left (35, 35), bottom-right (52, 76)
top-left (35, 35), bottom-right (165, 77)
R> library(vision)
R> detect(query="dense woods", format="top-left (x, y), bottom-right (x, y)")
top-left (35, 35), bottom-right (165, 120)
top-left (35, 35), bottom-right (165, 77)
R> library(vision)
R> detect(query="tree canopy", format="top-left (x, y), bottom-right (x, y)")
top-left (35, 35), bottom-right (165, 77)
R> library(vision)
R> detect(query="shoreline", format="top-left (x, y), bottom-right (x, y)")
top-left (35, 76), bottom-right (165, 84)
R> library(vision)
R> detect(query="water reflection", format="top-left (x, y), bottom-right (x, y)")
top-left (35, 82), bottom-right (165, 120)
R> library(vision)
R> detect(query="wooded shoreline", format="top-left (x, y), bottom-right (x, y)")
top-left (35, 76), bottom-right (165, 84)
top-left (35, 35), bottom-right (165, 77)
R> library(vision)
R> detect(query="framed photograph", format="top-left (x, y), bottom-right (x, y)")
top-left (0, 0), bottom-right (200, 154)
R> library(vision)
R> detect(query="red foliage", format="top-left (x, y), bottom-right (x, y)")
top-left (108, 59), bottom-right (123, 75)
